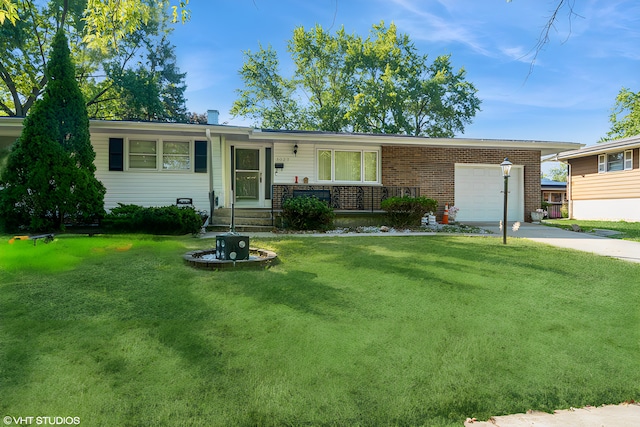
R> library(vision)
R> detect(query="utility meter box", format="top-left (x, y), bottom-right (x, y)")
top-left (216, 234), bottom-right (250, 261)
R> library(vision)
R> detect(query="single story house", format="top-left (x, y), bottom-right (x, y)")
top-left (0, 114), bottom-right (581, 225)
top-left (541, 178), bottom-right (567, 218)
top-left (557, 135), bottom-right (640, 221)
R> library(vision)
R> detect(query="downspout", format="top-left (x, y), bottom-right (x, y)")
top-left (205, 128), bottom-right (214, 226)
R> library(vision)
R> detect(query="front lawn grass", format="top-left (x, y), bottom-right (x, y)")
top-left (1, 234), bottom-right (638, 426)
top-left (545, 219), bottom-right (640, 241)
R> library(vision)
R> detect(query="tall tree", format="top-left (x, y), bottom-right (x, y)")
top-left (0, 30), bottom-right (105, 232)
top-left (97, 36), bottom-right (188, 122)
top-left (603, 88), bottom-right (640, 141)
top-left (289, 25), bottom-right (354, 132)
top-left (0, 0), bottom-right (18, 24)
top-left (543, 164), bottom-right (568, 182)
top-left (231, 44), bottom-right (309, 130)
top-left (0, 0), bottom-right (189, 121)
top-left (232, 22), bottom-right (481, 137)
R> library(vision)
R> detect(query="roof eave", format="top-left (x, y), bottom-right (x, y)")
top-left (557, 135), bottom-right (640, 160)
top-left (248, 130), bottom-right (581, 154)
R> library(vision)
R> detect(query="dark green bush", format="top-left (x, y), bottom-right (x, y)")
top-left (102, 203), bottom-right (203, 235)
top-left (381, 196), bottom-right (438, 228)
top-left (282, 196), bottom-right (335, 231)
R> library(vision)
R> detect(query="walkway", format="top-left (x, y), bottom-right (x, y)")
top-left (470, 221), bottom-right (640, 264)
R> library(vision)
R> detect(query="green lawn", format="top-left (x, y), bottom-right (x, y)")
top-left (1, 234), bottom-right (638, 426)
top-left (544, 219), bottom-right (640, 242)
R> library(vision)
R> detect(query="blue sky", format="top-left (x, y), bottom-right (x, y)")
top-left (171, 0), bottom-right (639, 148)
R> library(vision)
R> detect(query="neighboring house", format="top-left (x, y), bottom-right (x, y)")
top-left (0, 114), bottom-right (581, 225)
top-left (541, 178), bottom-right (567, 218)
top-left (557, 135), bottom-right (640, 221)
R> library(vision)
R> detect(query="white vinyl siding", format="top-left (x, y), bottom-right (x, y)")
top-left (94, 135), bottom-right (210, 213)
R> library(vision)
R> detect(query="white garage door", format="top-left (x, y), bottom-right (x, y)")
top-left (454, 164), bottom-right (524, 222)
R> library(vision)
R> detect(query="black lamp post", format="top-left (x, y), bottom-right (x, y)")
top-left (500, 158), bottom-right (513, 244)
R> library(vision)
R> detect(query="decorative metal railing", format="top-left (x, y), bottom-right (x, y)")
top-left (271, 184), bottom-right (420, 212)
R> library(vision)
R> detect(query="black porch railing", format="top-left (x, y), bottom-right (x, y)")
top-left (271, 184), bottom-right (420, 212)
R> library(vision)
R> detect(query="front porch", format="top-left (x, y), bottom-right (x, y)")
top-left (209, 185), bottom-right (421, 231)
top-left (271, 184), bottom-right (420, 211)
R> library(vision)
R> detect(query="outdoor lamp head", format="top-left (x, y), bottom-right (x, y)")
top-left (293, 144), bottom-right (298, 156)
top-left (501, 157), bottom-right (513, 177)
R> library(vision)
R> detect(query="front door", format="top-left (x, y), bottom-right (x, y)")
top-left (233, 146), bottom-right (272, 208)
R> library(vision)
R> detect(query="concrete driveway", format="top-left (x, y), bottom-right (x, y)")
top-left (464, 403), bottom-right (640, 427)
top-left (472, 222), bottom-right (640, 264)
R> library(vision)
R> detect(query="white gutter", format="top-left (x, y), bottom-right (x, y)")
top-left (557, 135), bottom-right (640, 159)
top-left (247, 129), bottom-right (582, 156)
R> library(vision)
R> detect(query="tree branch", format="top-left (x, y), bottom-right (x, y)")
top-left (0, 60), bottom-right (21, 115)
top-left (525, 0), bottom-right (582, 77)
top-left (22, 74), bottom-right (47, 113)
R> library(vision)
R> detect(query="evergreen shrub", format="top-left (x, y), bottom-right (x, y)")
top-left (282, 196), bottom-right (335, 231)
top-left (381, 196), bottom-right (438, 228)
top-left (102, 204), bottom-right (202, 235)
top-left (0, 31), bottom-right (105, 232)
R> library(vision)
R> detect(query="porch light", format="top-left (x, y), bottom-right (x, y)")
top-left (500, 157), bottom-right (513, 244)
top-left (293, 144), bottom-right (298, 156)
top-left (501, 157), bottom-right (513, 177)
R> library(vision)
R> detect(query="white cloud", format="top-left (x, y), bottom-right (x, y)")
top-left (385, 0), bottom-right (492, 56)
top-left (499, 46), bottom-right (535, 64)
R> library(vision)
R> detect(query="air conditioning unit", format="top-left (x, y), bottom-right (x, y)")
top-left (216, 234), bottom-right (250, 260)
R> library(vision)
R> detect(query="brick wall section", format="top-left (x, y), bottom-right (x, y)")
top-left (382, 146), bottom-right (541, 221)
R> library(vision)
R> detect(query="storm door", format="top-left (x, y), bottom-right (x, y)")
top-left (233, 147), bottom-right (271, 207)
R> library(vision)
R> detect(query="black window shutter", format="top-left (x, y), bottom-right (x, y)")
top-left (109, 138), bottom-right (124, 171)
top-left (195, 140), bottom-right (207, 173)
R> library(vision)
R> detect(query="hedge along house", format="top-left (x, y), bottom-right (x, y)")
top-left (556, 135), bottom-right (640, 221)
top-left (0, 115), bottom-right (581, 226)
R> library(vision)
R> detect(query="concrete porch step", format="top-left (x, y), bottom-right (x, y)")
top-left (211, 208), bottom-right (273, 229)
top-left (206, 224), bottom-right (274, 233)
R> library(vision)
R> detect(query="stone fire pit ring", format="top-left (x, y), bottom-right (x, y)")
top-left (184, 247), bottom-right (278, 270)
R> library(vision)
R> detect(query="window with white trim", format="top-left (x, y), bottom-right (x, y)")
top-left (129, 140), bottom-right (157, 169)
top-left (124, 139), bottom-right (199, 172)
top-left (162, 141), bottom-right (190, 170)
top-left (598, 150), bottom-right (633, 173)
top-left (624, 150), bottom-right (633, 170)
top-left (317, 149), bottom-right (379, 183)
